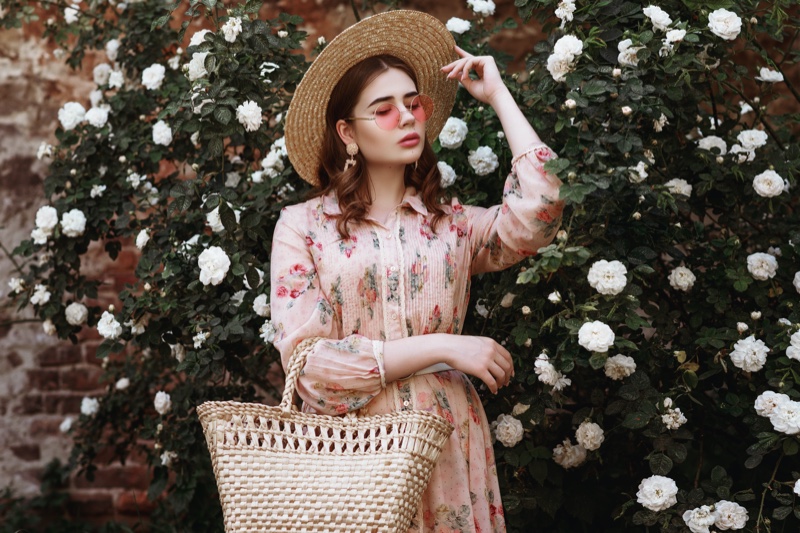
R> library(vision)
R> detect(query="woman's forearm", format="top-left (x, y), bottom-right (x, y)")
top-left (490, 88), bottom-right (543, 158)
top-left (382, 333), bottom-right (453, 383)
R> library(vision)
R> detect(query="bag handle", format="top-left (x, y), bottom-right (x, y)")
top-left (281, 336), bottom-right (324, 413)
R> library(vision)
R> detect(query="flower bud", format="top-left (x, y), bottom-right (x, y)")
top-left (612, 68), bottom-right (621, 77)
top-left (144, 282), bottom-right (152, 291)
top-left (70, 169), bottom-right (77, 176)
top-left (632, 212), bottom-right (641, 220)
top-left (524, 338), bottom-right (532, 348)
top-left (750, 311), bottom-right (761, 320)
top-left (556, 230), bottom-right (567, 242)
top-left (564, 99), bottom-right (577, 109)
top-left (736, 322), bottom-right (749, 334)
top-left (716, 156), bottom-right (724, 164)
top-left (521, 305), bottom-right (531, 316)
top-left (119, 155), bottom-right (126, 163)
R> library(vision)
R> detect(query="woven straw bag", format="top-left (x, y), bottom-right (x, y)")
top-left (197, 336), bottom-right (455, 533)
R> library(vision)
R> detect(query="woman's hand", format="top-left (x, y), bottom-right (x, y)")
top-left (441, 45), bottom-right (510, 106)
top-left (442, 335), bottom-right (514, 394)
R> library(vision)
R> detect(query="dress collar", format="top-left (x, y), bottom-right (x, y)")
top-left (321, 186), bottom-right (429, 217)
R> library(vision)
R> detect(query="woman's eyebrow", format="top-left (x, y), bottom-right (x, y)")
top-left (366, 91), bottom-right (419, 108)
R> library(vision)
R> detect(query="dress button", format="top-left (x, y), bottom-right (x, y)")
top-left (390, 265), bottom-right (398, 272)
top-left (391, 312), bottom-right (398, 320)
top-left (403, 400), bottom-right (410, 407)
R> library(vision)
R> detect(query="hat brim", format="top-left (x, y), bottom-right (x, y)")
top-left (285, 10), bottom-right (459, 186)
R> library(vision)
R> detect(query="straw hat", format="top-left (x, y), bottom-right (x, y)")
top-left (285, 10), bottom-right (459, 186)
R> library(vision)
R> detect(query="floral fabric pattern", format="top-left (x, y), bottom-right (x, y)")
top-left (270, 143), bottom-right (563, 533)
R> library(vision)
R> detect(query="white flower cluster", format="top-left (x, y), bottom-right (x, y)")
top-left (253, 294), bottom-right (271, 317)
top-left (746, 252), bottom-right (778, 281)
top-left (731, 129), bottom-right (768, 163)
top-left (707, 8), bottom-right (742, 41)
top-left (98, 310), bottom-right (122, 339)
top-left (552, 438), bottom-right (586, 469)
top-left (259, 320), bottom-right (276, 344)
top-left (752, 169), bottom-right (785, 198)
top-left (669, 266), bottom-right (696, 292)
top-left (154, 391), bottom-right (172, 415)
top-left (222, 17), bottom-right (242, 43)
top-left (187, 51), bottom-right (210, 81)
top-left (618, 39), bottom-right (644, 68)
top-left (587, 259), bottom-right (628, 295)
top-left (628, 161), bottom-right (648, 183)
top-left (683, 501), bottom-right (749, 532)
top-left (32, 205), bottom-right (58, 245)
top-left (30, 284), bottom-right (51, 306)
top-left (141, 63), bottom-right (166, 90)
top-left (604, 354), bottom-right (636, 380)
top-left (755, 67), bottom-right (783, 83)
top-left (578, 320), bottom-right (615, 352)
top-left (437, 161), bottom-right (457, 188)
top-left (445, 17), bottom-right (471, 34)
top-left (664, 178), bottom-right (692, 197)
top-left (729, 335), bottom-right (769, 372)
top-left (698, 135), bottom-right (727, 155)
top-left (439, 116), bottom-right (468, 149)
top-left (152, 120), bottom-right (173, 146)
top-left (491, 414), bottom-right (524, 447)
top-left (661, 398), bottom-right (687, 430)
top-left (468, 146), bottom-right (499, 176)
top-left (81, 396), bottom-right (99, 416)
top-left (467, 0), bottom-right (495, 17)
top-left (643, 5), bottom-right (672, 31)
top-left (555, 0), bottom-right (576, 28)
top-left (58, 102), bottom-right (86, 131)
top-left (660, 29), bottom-right (686, 56)
top-left (135, 229), bottom-right (150, 250)
top-left (236, 100), bottom-right (263, 132)
top-left (198, 246), bottom-right (231, 286)
top-left (575, 420), bottom-right (604, 451)
top-left (61, 209), bottom-right (87, 237)
top-left (637, 475), bottom-right (678, 511)
top-left (787, 330), bottom-right (800, 361)
top-left (755, 390), bottom-right (800, 435)
top-left (547, 34), bottom-right (584, 82)
top-left (534, 353), bottom-right (571, 391)
top-left (65, 302), bottom-right (88, 326)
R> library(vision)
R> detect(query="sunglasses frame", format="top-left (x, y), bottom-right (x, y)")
top-left (345, 94), bottom-right (434, 131)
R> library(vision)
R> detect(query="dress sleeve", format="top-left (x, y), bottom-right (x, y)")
top-left (465, 142), bottom-right (565, 276)
top-left (269, 206), bottom-right (386, 416)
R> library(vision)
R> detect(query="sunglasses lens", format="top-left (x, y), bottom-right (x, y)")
top-left (411, 94), bottom-right (434, 123)
top-left (369, 95), bottom-right (435, 130)
top-left (374, 104), bottom-right (401, 130)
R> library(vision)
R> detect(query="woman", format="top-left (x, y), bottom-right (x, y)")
top-left (271, 10), bottom-right (564, 532)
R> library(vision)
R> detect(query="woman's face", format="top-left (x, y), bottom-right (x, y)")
top-left (338, 68), bottom-right (427, 172)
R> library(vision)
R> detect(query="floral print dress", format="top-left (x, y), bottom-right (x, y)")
top-left (270, 143), bottom-right (564, 533)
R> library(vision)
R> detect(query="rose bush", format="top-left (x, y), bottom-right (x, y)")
top-left (2, 0), bottom-right (799, 531)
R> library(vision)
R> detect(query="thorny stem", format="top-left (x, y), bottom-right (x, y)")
top-left (755, 452), bottom-right (784, 533)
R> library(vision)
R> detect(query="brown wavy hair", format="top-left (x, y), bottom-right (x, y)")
top-left (308, 54), bottom-right (449, 239)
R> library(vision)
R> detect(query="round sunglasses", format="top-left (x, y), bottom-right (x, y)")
top-left (345, 94), bottom-right (434, 131)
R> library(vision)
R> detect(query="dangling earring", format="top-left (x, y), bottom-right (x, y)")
top-left (344, 143), bottom-right (359, 172)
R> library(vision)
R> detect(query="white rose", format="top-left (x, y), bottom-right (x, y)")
top-left (160, 450), bottom-right (178, 467)
top-left (65, 302), bottom-right (88, 326)
top-left (547, 53), bottom-right (575, 82)
top-left (636, 475), bottom-right (678, 511)
top-left (751, 311), bottom-right (762, 320)
top-left (261, 150), bottom-right (285, 173)
top-left (8, 277), bottom-right (24, 294)
top-left (795, 480), bottom-right (800, 497)
top-left (628, 161), bottom-right (648, 183)
top-left (85, 106), bottom-right (109, 128)
top-left (664, 178), bottom-right (692, 197)
top-left (708, 8), bottom-right (742, 40)
top-left (714, 500), bottom-right (749, 530)
top-left (737, 129), bottom-right (768, 151)
top-left (770, 400), bottom-right (800, 435)
top-left (60, 208), bottom-right (86, 237)
top-left (729, 335), bottom-right (769, 372)
top-left (662, 407), bottom-right (687, 430)
top-left (236, 100), bottom-right (263, 132)
top-left (552, 438), bottom-right (586, 469)
top-left (108, 70), bottom-right (124, 89)
top-left (141, 63), bottom-right (166, 90)
top-left (81, 396), bottom-right (100, 416)
top-left (439, 117), bottom-right (468, 149)
top-left (653, 113), bottom-right (669, 132)
top-left (697, 135), bottom-right (727, 155)
top-left (553, 34), bottom-right (584, 59)
top-left (621, 105), bottom-right (633, 116)
top-left (555, 0), bottom-right (576, 28)
top-left (189, 29), bottom-right (212, 47)
top-left (206, 204), bottom-right (240, 233)
top-left (105, 38), bottom-right (120, 61)
top-left (154, 391), bottom-right (172, 415)
top-left (58, 102), bottom-right (86, 131)
top-left (446, 17), bottom-right (471, 34)
top-left (31, 227), bottom-right (49, 245)
top-left (152, 120), bottom-right (173, 146)
top-left (467, 0), bottom-right (495, 16)
top-left (548, 290), bottom-right (562, 303)
top-left (30, 283), bottom-right (51, 305)
top-left (755, 67), bottom-right (784, 83)
top-left (97, 310), bottom-right (122, 339)
top-left (665, 28), bottom-right (686, 43)
top-left (253, 294), bottom-right (271, 317)
top-left (794, 271), bottom-right (800, 295)
top-left (604, 354), bottom-right (636, 380)
top-left (578, 320), bottom-right (615, 352)
top-left (746, 252), bottom-right (778, 280)
top-left (564, 98), bottom-right (577, 109)
top-left (187, 52), bottom-right (209, 81)
top-left (618, 39), bottom-right (643, 67)
top-left (135, 229), bottom-right (150, 250)
top-left (587, 259), bottom-right (628, 295)
top-left (575, 420), bottom-right (604, 451)
top-left (90, 89), bottom-right (103, 107)
top-left (93, 63), bottom-right (112, 85)
top-left (491, 414), bottom-right (524, 447)
top-left (259, 320), bottom-right (276, 344)
top-left (193, 330), bottom-right (209, 348)
top-left (64, 5), bottom-right (79, 24)
top-left (468, 146), bottom-right (499, 176)
top-left (437, 161), bottom-right (457, 188)
top-left (683, 505), bottom-right (717, 533)
top-left (752, 169), bottom-right (784, 198)
top-left (754, 390), bottom-right (788, 417)
top-left (221, 17), bottom-right (242, 43)
top-left (42, 318), bottom-right (56, 335)
top-left (59, 416), bottom-right (73, 433)
top-left (198, 246), bottom-right (231, 286)
top-left (736, 322), bottom-right (749, 334)
top-left (643, 5), bottom-right (673, 31)
top-left (669, 266), bottom-right (696, 292)
top-left (115, 377), bottom-right (130, 390)
top-left (170, 343), bottom-right (186, 363)
top-left (35, 205), bottom-right (59, 232)
top-left (277, 30), bottom-right (288, 38)
top-left (790, 331), bottom-right (800, 361)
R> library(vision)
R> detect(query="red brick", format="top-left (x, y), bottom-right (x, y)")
top-left (116, 490), bottom-right (157, 515)
top-left (61, 394), bottom-right (84, 414)
top-left (29, 417), bottom-right (63, 437)
top-left (7, 351), bottom-right (23, 367)
top-left (27, 368), bottom-right (60, 391)
top-left (60, 366), bottom-right (103, 391)
top-left (72, 465), bottom-right (150, 490)
top-left (67, 492), bottom-right (114, 517)
top-left (0, 397), bottom-right (7, 416)
top-left (10, 444), bottom-right (40, 461)
top-left (38, 345), bottom-right (82, 367)
top-left (15, 394), bottom-right (42, 414)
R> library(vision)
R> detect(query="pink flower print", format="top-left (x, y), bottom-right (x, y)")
top-left (288, 263), bottom-right (308, 276)
top-left (339, 235), bottom-right (357, 258)
top-left (275, 286), bottom-right (288, 298)
top-left (423, 304), bottom-right (443, 334)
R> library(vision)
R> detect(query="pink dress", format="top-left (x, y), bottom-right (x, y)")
top-left (269, 143), bottom-right (563, 532)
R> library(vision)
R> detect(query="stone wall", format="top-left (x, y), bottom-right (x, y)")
top-left (0, 0), bottom-right (539, 525)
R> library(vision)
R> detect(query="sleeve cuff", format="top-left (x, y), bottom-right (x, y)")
top-left (511, 141), bottom-right (551, 168)
top-left (372, 339), bottom-right (387, 389)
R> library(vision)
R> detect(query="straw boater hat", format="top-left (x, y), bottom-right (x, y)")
top-left (285, 10), bottom-right (459, 186)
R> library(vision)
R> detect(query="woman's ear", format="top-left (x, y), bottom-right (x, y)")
top-left (335, 119), bottom-right (356, 146)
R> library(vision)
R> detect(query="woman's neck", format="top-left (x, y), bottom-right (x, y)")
top-left (366, 163), bottom-right (407, 222)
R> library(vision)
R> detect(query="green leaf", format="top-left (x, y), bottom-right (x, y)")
top-left (214, 107), bottom-right (232, 125)
top-left (583, 79), bottom-right (609, 96)
top-left (627, 246), bottom-right (657, 265)
top-left (622, 412), bottom-right (651, 429)
top-left (589, 352), bottom-right (608, 370)
top-left (772, 506), bottom-right (792, 521)
top-left (219, 202), bottom-right (238, 233)
top-left (649, 453), bottom-right (673, 475)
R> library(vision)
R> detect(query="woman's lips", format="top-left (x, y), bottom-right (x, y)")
top-left (399, 133), bottom-right (420, 147)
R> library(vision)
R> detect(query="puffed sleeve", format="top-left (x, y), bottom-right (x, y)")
top-left (465, 142), bottom-right (564, 276)
top-left (269, 206), bottom-right (386, 416)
